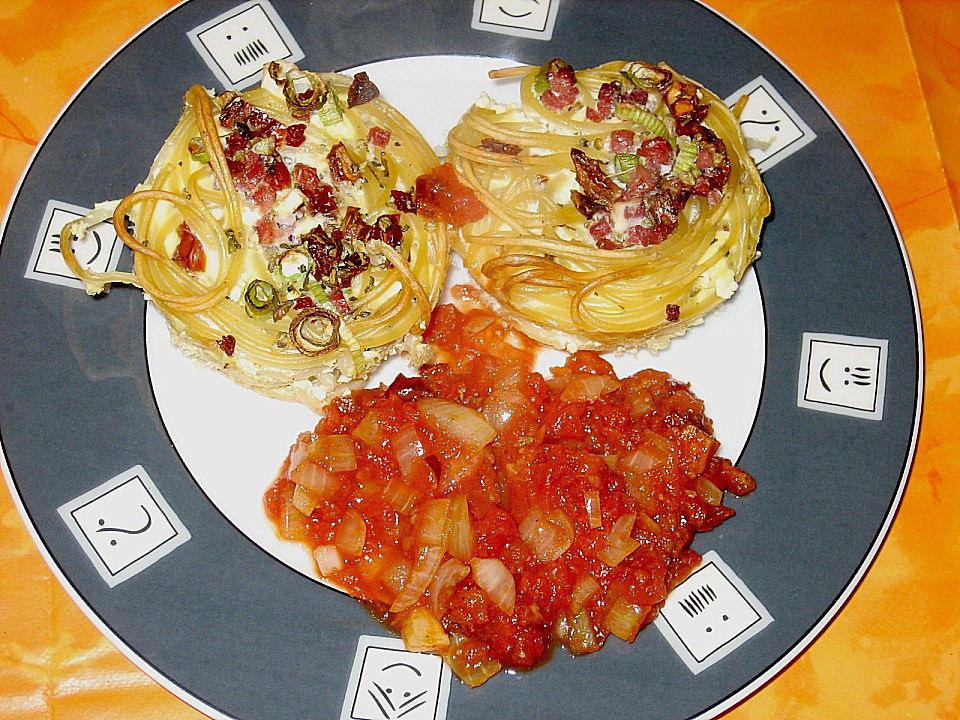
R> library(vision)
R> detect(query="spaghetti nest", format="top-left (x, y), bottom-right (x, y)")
top-left (62, 62), bottom-right (448, 409)
top-left (447, 59), bottom-right (770, 351)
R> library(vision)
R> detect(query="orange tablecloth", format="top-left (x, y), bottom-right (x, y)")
top-left (1, 1), bottom-right (957, 718)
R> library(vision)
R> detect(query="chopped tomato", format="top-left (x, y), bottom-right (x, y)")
top-left (265, 301), bottom-right (755, 685)
top-left (414, 163), bottom-right (487, 228)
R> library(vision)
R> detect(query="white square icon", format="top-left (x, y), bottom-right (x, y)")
top-left (26, 200), bottom-right (122, 289)
top-left (654, 551), bottom-right (773, 673)
top-left (58, 466), bottom-right (190, 587)
top-left (187, 0), bottom-right (304, 89)
top-left (725, 76), bottom-right (816, 172)
top-left (472, 0), bottom-right (560, 40)
top-left (798, 332), bottom-right (888, 420)
top-left (341, 636), bottom-right (451, 720)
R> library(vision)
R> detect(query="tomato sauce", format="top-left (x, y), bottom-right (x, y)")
top-left (264, 293), bottom-right (755, 685)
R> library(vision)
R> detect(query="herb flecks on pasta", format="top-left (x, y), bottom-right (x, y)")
top-left (447, 58), bottom-right (770, 352)
top-left (61, 62), bottom-right (449, 409)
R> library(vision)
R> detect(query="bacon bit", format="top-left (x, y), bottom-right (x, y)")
top-left (347, 71), bottom-right (380, 107)
top-left (586, 81), bottom-right (620, 122)
top-left (625, 222), bottom-right (672, 247)
top-left (294, 163), bottom-right (338, 217)
top-left (414, 163), bottom-right (487, 229)
top-left (294, 296), bottom-right (316, 309)
top-left (172, 221), bottom-right (206, 272)
top-left (391, 189), bottom-right (416, 213)
top-left (217, 334), bottom-right (236, 356)
top-left (284, 123), bottom-right (307, 147)
top-left (638, 137), bottom-right (674, 167)
top-left (328, 142), bottom-right (361, 183)
top-left (609, 129), bottom-right (635, 153)
top-left (588, 213), bottom-right (615, 248)
top-left (665, 304), bottom-right (681, 322)
top-left (538, 58), bottom-right (580, 111)
top-left (479, 137), bottom-right (522, 155)
top-left (255, 215), bottom-right (284, 245)
top-left (368, 125), bottom-right (391, 147)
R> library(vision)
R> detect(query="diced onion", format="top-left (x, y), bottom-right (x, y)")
top-left (390, 423), bottom-right (426, 480)
top-left (334, 508), bottom-right (367, 557)
top-left (447, 495), bottom-right (475, 561)
top-left (416, 398), bottom-right (497, 449)
top-left (602, 597), bottom-right (648, 642)
top-left (439, 449), bottom-right (483, 495)
top-left (313, 544), bottom-right (343, 575)
top-left (383, 475), bottom-right (419, 515)
top-left (583, 490), bottom-right (602, 528)
top-left (481, 387), bottom-right (527, 431)
top-left (598, 513), bottom-right (640, 567)
top-left (400, 607), bottom-right (451, 653)
top-left (568, 609), bottom-right (600, 655)
top-left (278, 498), bottom-right (309, 541)
top-left (560, 373), bottom-right (616, 402)
top-left (351, 410), bottom-right (385, 447)
top-left (379, 554), bottom-right (411, 597)
top-left (390, 545), bottom-right (445, 613)
top-left (518, 508), bottom-right (574, 563)
top-left (429, 558), bottom-right (470, 615)
top-left (470, 557), bottom-right (516, 615)
top-left (310, 434), bottom-right (358, 472)
top-left (570, 574), bottom-right (601, 614)
top-left (445, 634), bottom-right (502, 688)
top-left (291, 460), bottom-right (340, 500)
top-left (291, 484), bottom-right (318, 516)
top-left (416, 498), bottom-right (451, 548)
top-left (696, 477), bottom-right (724, 505)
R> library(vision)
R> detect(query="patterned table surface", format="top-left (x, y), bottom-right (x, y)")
top-left (1, 1), bottom-right (957, 718)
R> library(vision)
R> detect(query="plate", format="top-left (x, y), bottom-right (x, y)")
top-left (0, 2), bottom-right (921, 719)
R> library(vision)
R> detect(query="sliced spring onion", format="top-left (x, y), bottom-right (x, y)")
top-left (187, 136), bottom-right (209, 164)
top-left (282, 68), bottom-right (327, 113)
top-left (289, 307), bottom-right (340, 355)
top-left (615, 102), bottom-right (672, 144)
top-left (276, 247), bottom-right (313, 283)
top-left (470, 557), bottom-right (516, 615)
top-left (400, 606), bottom-right (451, 653)
top-left (613, 152), bottom-right (640, 177)
top-left (243, 279), bottom-right (278, 318)
top-left (315, 85), bottom-right (344, 126)
top-left (673, 136), bottom-right (700, 177)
